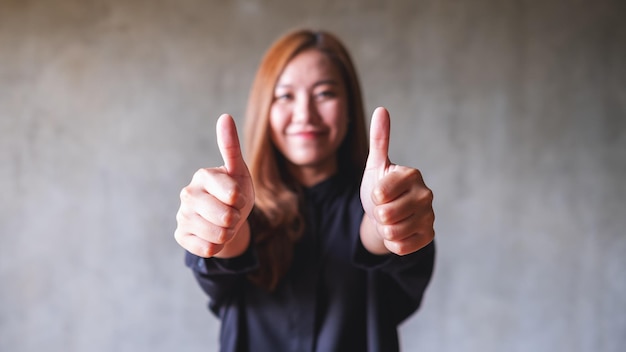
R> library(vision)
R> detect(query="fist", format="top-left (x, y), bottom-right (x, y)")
top-left (174, 114), bottom-right (255, 258)
top-left (360, 107), bottom-right (435, 255)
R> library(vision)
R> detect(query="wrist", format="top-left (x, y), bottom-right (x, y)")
top-left (213, 221), bottom-right (251, 259)
top-left (359, 215), bottom-right (391, 255)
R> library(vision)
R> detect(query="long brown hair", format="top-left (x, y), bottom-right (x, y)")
top-left (244, 29), bottom-right (368, 290)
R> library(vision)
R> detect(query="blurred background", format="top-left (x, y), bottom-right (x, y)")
top-left (1, 0), bottom-right (624, 351)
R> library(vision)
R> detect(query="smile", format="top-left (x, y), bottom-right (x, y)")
top-left (289, 130), bottom-right (327, 139)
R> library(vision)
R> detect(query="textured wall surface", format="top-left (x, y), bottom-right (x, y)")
top-left (1, 1), bottom-right (625, 351)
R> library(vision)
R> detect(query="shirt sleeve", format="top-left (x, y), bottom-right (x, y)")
top-left (185, 239), bottom-right (259, 316)
top-left (353, 238), bottom-right (436, 324)
top-left (352, 236), bottom-right (435, 277)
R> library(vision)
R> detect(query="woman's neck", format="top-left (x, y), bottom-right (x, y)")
top-left (287, 162), bottom-right (337, 187)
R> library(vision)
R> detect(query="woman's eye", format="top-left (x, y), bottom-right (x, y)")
top-left (316, 90), bottom-right (336, 99)
top-left (274, 93), bottom-right (293, 101)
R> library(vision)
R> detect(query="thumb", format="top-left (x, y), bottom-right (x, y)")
top-left (216, 114), bottom-right (248, 177)
top-left (365, 107), bottom-right (391, 170)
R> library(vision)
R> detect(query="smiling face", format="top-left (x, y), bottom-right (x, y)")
top-left (269, 49), bottom-right (349, 186)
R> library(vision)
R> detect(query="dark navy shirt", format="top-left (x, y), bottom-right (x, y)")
top-left (185, 173), bottom-right (435, 352)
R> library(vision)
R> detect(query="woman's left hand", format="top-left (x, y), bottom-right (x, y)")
top-left (360, 107), bottom-right (435, 256)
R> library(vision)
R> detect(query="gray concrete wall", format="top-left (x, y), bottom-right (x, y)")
top-left (1, 1), bottom-right (624, 351)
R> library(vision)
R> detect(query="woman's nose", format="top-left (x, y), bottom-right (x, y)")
top-left (292, 95), bottom-right (318, 123)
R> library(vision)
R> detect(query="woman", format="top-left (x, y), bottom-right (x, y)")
top-left (175, 29), bottom-right (435, 352)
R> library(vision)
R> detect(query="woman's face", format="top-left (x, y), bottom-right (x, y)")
top-left (269, 49), bottom-right (349, 185)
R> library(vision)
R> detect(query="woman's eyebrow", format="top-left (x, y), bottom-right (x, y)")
top-left (313, 79), bottom-right (339, 87)
top-left (274, 79), bottom-right (339, 90)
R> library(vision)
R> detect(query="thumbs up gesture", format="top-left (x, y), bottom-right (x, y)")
top-left (360, 107), bottom-right (435, 256)
top-left (175, 114), bottom-right (255, 258)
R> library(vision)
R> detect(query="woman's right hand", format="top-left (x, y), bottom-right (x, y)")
top-left (175, 114), bottom-right (255, 258)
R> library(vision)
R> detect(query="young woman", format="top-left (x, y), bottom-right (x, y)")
top-left (175, 29), bottom-right (436, 352)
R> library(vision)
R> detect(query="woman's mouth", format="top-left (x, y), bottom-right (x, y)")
top-left (290, 129), bottom-right (325, 140)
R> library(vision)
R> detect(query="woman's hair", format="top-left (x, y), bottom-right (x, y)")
top-left (244, 29), bottom-right (368, 290)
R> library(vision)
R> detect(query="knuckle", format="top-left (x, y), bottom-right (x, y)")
top-left (226, 186), bottom-right (242, 206)
top-left (179, 186), bottom-right (193, 202)
top-left (175, 209), bottom-right (186, 224)
top-left (381, 225), bottom-right (397, 241)
top-left (373, 186), bottom-right (386, 204)
top-left (393, 241), bottom-right (412, 256)
top-left (422, 188), bottom-right (434, 203)
top-left (427, 210), bottom-right (435, 226)
top-left (221, 208), bottom-right (240, 227)
top-left (376, 206), bottom-right (391, 224)
top-left (418, 211), bottom-right (436, 235)
top-left (385, 240), bottom-right (402, 255)
top-left (405, 167), bottom-right (420, 180)
top-left (195, 242), bottom-right (212, 258)
top-left (191, 168), bottom-right (215, 187)
top-left (216, 227), bottom-right (233, 244)
top-left (193, 167), bottom-right (210, 180)
top-left (173, 228), bottom-right (185, 243)
top-left (386, 235), bottom-right (423, 256)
